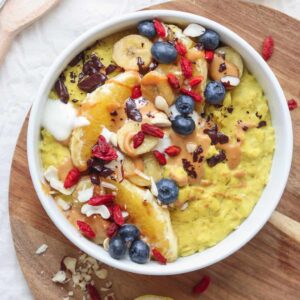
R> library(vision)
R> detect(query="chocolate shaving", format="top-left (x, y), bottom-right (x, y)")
top-left (257, 120), bottom-right (267, 128)
top-left (255, 112), bottom-right (262, 119)
top-left (219, 63), bottom-right (227, 72)
top-left (68, 52), bottom-right (84, 67)
top-left (82, 54), bottom-right (103, 75)
top-left (182, 159), bottom-right (197, 179)
top-left (125, 98), bottom-right (142, 122)
top-left (207, 150), bottom-right (226, 167)
top-left (55, 75), bottom-right (69, 103)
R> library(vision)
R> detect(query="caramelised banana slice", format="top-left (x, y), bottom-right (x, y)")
top-left (141, 70), bottom-right (175, 105)
top-left (123, 157), bottom-right (150, 187)
top-left (112, 34), bottom-right (153, 71)
top-left (117, 121), bottom-right (159, 157)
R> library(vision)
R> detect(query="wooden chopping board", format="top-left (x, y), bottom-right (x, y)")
top-left (9, 1), bottom-right (300, 299)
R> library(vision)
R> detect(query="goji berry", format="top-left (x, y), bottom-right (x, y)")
top-left (262, 36), bottom-right (274, 61)
top-left (92, 135), bottom-right (118, 161)
top-left (153, 150), bottom-right (167, 165)
top-left (152, 248), bottom-right (167, 264)
top-left (164, 145), bottom-right (181, 157)
top-left (86, 283), bottom-right (101, 300)
top-left (192, 275), bottom-right (211, 294)
top-left (175, 41), bottom-right (187, 56)
top-left (180, 56), bottom-right (193, 79)
top-left (288, 98), bottom-right (298, 111)
top-left (106, 222), bottom-right (119, 238)
top-left (167, 73), bottom-right (180, 89)
top-left (88, 195), bottom-right (115, 206)
top-left (205, 50), bottom-right (214, 62)
top-left (153, 19), bottom-right (166, 38)
top-left (131, 85), bottom-right (142, 99)
top-left (132, 131), bottom-right (145, 148)
top-left (141, 123), bottom-right (164, 138)
top-left (64, 167), bottom-right (81, 188)
top-left (77, 220), bottom-right (95, 239)
top-left (189, 76), bottom-right (203, 87)
top-left (180, 88), bottom-right (202, 102)
top-left (112, 204), bottom-right (125, 226)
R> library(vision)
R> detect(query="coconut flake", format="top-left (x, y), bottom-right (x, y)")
top-left (101, 126), bottom-right (114, 142)
top-left (44, 166), bottom-right (75, 195)
top-left (52, 270), bottom-right (67, 283)
top-left (110, 133), bottom-right (118, 147)
top-left (73, 116), bottom-right (90, 128)
top-left (154, 135), bottom-right (172, 153)
top-left (101, 181), bottom-right (118, 191)
top-left (183, 23), bottom-right (206, 37)
top-left (77, 185), bottom-right (94, 203)
top-left (57, 198), bottom-right (71, 211)
top-left (134, 169), bottom-right (150, 181)
top-left (81, 204), bottom-right (111, 219)
top-left (35, 244), bottom-right (48, 255)
top-left (150, 177), bottom-right (158, 197)
top-left (154, 96), bottom-right (170, 115)
top-left (186, 142), bottom-right (197, 153)
top-left (221, 76), bottom-right (240, 87)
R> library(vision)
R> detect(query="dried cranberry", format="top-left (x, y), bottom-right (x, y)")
top-left (131, 85), bottom-right (142, 99)
top-left (153, 19), bottom-right (166, 38)
top-left (106, 222), bottom-right (119, 238)
top-left (175, 41), bottom-right (187, 56)
top-left (88, 195), bottom-right (115, 206)
top-left (86, 283), bottom-right (101, 300)
top-left (153, 150), bottom-right (167, 165)
top-left (192, 275), bottom-right (211, 294)
top-left (205, 50), bottom-right (214, 62)
top-left (180, 56), bottom-right (193, 79)
top-left (193, 146), bottom-right (203, 163)
top-left (180, 88), bottom-right (202, 102)
top-left (92, 135), bottom-right (118, 162)
top-left (164, 145), bottom-right (181, 157)
top-left (152, 248), bottom-right (167, 264)
top-left (68, 52), bottom-right (84, 67)
top-left (189, 76), bottom-right (203, 87)
top-left (55, 77), bottom-right (69, 103)
top-left (78, 72), bottom-right (107, 92)
top-left (133, 131), bottom-right (145, 148)
top-left (77, 221), bottom-right (95, 239)
top-left (167, 73), bottom-right (180, 89)
top-left (64, 168), bottom-right (81, 188)
top-left (262, 36), bottom-right (274, 61)
top-left (125, 98), bottom-right (142, 122)
top-left (142, 123), bottom-right (164, 138)
top-left (288, 99), bottom-right (298, 111)
top-left (112, 204), bottom-right (124, 226)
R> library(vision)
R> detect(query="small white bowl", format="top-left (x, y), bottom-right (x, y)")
top-left (27, 10), bottom-right (293, 275)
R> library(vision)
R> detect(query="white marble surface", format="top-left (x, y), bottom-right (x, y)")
top-left (0, 0), bottom-right (299, 299)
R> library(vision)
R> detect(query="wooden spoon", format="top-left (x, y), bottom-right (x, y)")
top-left (0, 0), bottom-right (60, 64)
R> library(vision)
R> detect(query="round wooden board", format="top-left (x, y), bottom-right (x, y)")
top-left (9, 1), bottom-right (300, 299)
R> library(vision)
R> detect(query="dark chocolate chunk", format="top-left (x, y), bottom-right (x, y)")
top-left (207, 150), bottom-right (226, 167)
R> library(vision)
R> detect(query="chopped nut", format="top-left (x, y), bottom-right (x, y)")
top-left (95, 268), bottom-right (108, 279)
top-left (35, 244), bottom-right (48, 255)
top-left (155, 95), bottom-right (170, 115)
top-left (68, 291), bottom-right (74, 296)
top-left (52, 270), bottom-right (67, 283)
top-left (57, 198), bottom-right (71, 211)
top-left (103, 238), bottom-right (110, 251)
top-left (150, 112), bottom-right (171, 128)
top-left (186, 142), bottom-right (197, 153)
top-left (63, 257), bottom-right (77, 274)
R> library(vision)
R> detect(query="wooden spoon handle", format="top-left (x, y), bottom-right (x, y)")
top-left (270, 211), bottom-right (300, 243)
top-left (0, 28), bottom-right (14, 64)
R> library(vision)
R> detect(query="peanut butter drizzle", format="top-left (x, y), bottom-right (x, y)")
top-left (168, 127), bottom-right (211, 184)
top-left (218, 142), bottom-right (241, 170)
top-left (133, 157), bottom-right (144, 172)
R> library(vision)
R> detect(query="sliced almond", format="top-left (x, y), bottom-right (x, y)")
top-left (150, 112), bottom-right (171, 128)
top-left (183, 23), bottom-right (206, 37)
top-left (57, 198), bottom-right (71, 211)
top-left (52, 270), bottom-right (67, 283)
top-left (221, 75), bottom-right (240, 88)
top-left (35, 244), bottom-right (48, 255)
top-left (154, 95), bottom-right (170, 115)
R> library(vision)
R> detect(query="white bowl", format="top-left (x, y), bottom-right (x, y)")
top-left (27, 10), bottom-right (293, 276)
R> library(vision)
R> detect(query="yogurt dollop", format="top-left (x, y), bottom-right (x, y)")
top-left (42, 99), bottom-right (90, 141)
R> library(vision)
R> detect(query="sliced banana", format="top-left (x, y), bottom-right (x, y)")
top-left (123, 157), bottom-right (150, 187)
top-left (141, 71), bottom-right (175, 105)
top-left (209, 53), bottom-right (239, 81)
top-left (117, 121), bottom-right (159, 157)
top-left (186, 47), bottom-right (205, 62)
top-left (112, 34), bottom-right (153, 71)
top-left (142, 152), bottom-right (163, 182)
top-left (215, 46), bottom-right (244, 78)
top-left (167, 24), bottom-right (194, 49)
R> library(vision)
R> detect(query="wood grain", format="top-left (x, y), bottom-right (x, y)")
top-left (9, 1), bottom-right (300, 299)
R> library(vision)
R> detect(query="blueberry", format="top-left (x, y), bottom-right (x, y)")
top-left (151, 42), bottom-right (177, 64)
top-left (108, 236), bottom-right (127, 260)
top-left (118, 224), bottom-right (140, 243)
top-left (156, 179), bottom-right (179, 205)
top-left (175, 95), bottom-right (195, 115)
top-left (129, 240), bottom-right (150, 264)
top-left (171, 115), bottom-right (195, 136)
top-left (198, 29), bottom-right (220, 50)
top-left (204, 81), bottom-right (226, 105)
top-left (137, 20), bottom-right (156, 38)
